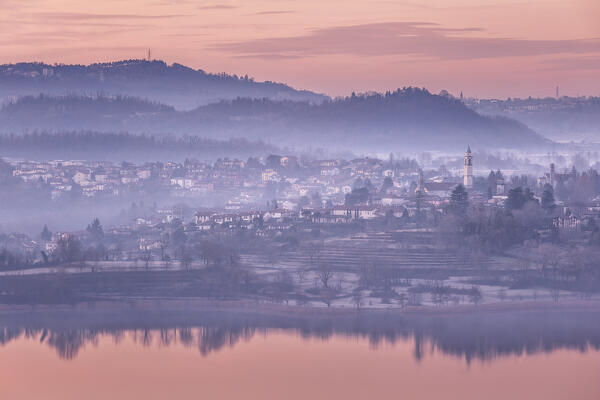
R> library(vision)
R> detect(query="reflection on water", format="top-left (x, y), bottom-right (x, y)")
top-left (1, 306), bottom-right (600, 400)
top-left (1, 305), bottom-right (600, 362)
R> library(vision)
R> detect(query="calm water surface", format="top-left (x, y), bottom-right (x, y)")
top-left (1, 328), bottom-right (599, 400)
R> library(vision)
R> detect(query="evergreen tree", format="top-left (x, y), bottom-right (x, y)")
top-left (415, 189), bottom-right (425, 219)
top-left (86, 218), bottom-right (104, 240)
top-left (449, 184), bottom-right (469, 216)
top-left (345, 187), bottom-right (369, 206)
top-left (363, 178), bottom-right (374, 193)
top-left (487, 170), bottom-right (497, 195)
top-left (381, 176), bottom-right (394, 193)
top-left (506, 187), bottom-right (529, 210)
top-left (40, 224), bottom-right (52, 241)
top-left (352, 177), bottom-right (364, 189)
top-left (172, 225), bottom-right (187, 244)
top-left (541, 184), bottom-right (556, 212)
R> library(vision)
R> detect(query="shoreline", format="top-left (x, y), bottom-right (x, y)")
top-left (1, 297), bottom-right (599, 318)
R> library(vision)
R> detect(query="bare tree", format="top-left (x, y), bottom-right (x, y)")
top-left (163, 254), bottom-right (171, 271)
top-left (550, 286), bottom-right (560, 303)
top-left (295, 266), bottom-right (307, 285)
top-left (141, 250), bottom-right (152, 271)
top-left (317, 264), bottom-right (334, 289)
top-left (398, 293), bottom-right (407, 308)
top-left (159, 239), bottom-right (167, 262)
top-left (468, 286), bottom-right (483, 305)
top-left (352, 290), bottom-right (363, 311)
top-left (55, 235), bottom-right (82, 264)
top-left (181, 247), bottom-right (193, 270)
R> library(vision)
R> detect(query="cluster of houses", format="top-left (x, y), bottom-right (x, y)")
top-left (11, 159), bottom-right (152, 199)
top-left (552, 204), bottom-right (600, 232)
top-left (6, 155), bottom-right (442, 206)
top-left (7, 151), bottom-right (600, 264)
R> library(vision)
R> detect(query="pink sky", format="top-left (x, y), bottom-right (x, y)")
top-left (1, 0), bottom-right (600, 98)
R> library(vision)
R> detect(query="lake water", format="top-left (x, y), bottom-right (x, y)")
top-left (1, 325), bottom-right (599, 400)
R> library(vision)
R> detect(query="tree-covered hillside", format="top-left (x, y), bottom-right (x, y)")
top-left (0, 88), bottom-right (550, 151)
top-left (0, 60), bottom-right (327, 109)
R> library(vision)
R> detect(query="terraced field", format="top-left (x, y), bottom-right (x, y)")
top-left (238, 230), bottom-right (570, 307)
top-left (240, 230), bottom-right (507, 272)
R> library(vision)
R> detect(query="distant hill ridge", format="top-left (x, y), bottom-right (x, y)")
top-left (0, 88), bottom-right (550, 151)
top-left (0, 59), bottom-right (327, 109)
top-left (465, 96), bottom-right (600, 142)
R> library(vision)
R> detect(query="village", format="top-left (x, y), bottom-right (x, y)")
top-left (3, 147), bottom-right (600, 262)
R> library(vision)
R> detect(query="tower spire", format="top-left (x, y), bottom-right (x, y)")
top-left (464, 146), bottom-right (473, 189)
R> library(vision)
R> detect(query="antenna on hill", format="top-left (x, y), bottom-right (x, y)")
top-left (147, 48), bottom-right (151, 62)
top-left (556, 85), bottom-right (559, 98)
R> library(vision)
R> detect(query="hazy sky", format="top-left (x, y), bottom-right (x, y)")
top-left (1, 0), bottom-right (599, 98)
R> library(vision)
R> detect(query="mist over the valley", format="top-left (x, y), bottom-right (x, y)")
top-left (2, 0), bottom-right (600, 397)
top-left (2, 59), bottom-right (600, 317)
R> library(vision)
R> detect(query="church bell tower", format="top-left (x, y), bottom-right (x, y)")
top-left (464, 145), bottom-right (473, 189)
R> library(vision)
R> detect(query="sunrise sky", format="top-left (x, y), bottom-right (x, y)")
top-left (2, 0), bottom-right (599, 98)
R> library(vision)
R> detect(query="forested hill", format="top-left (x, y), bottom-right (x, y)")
top-left (0, 132), bottom-right (281, 162)
top-left (0, 94), bottom-right (174, 133)
top-left (0, 88), bottom-right (551, 151)
top-left (183, 89), bottom-right (549, 150)
top-left (0, 60), bottom-right (327, 110)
